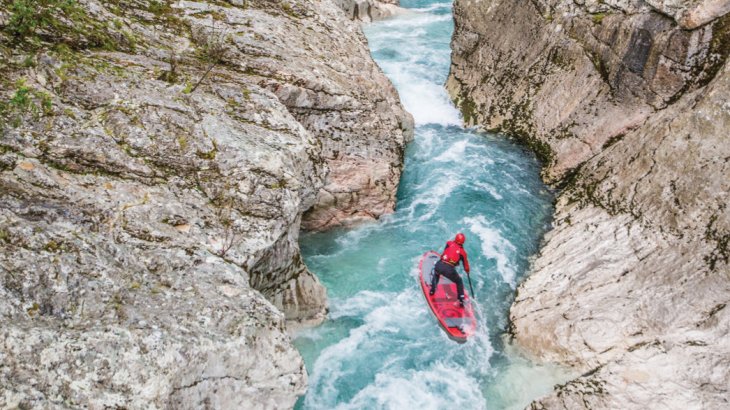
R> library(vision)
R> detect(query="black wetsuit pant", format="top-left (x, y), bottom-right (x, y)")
top-left (431, 260), bottom-right (464, 301)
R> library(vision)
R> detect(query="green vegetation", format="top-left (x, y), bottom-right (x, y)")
top-left (3, 0), bottom-right (119, 50)
top-left (4, 0), bottom-right (78, 40)
top-left (0, 228), bottom-right (10, 243)
top-left (26, 302), bottom-right (40, 317)
top-left (187, 28), bottom-right (229, 94)
top-left (148, 0), bottom-right (172, 16)
top-left (281, 2), bottom-right (300, 18)
top-left (589, 51), bottom-right (611, 84)
top-left (0, 79), bottom-right (53, 128)
top-left (698, 13), bottom-right (730, 88)
top-left (602, 133), bottom-right (625, 149)
top-left (176, 135), bottom-right (188, 150)
top-left (196, 140), bottom-right (218, 160)
top-left (591, 13), bottom-right (606, 25)
top-left (43, 239), bottom-right (61, 252)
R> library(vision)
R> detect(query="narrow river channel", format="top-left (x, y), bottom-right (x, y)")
top-left (294, 1), bottom-right (568, 408)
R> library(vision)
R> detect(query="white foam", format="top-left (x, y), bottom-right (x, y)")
top-left (473, 181), bottom-right (504, 200)
top-left (367, 12), bottom-right (453, 32)
top-left (341, 363), bottom-right (487, 410)
top-left (433, 139), bottom-right (469, 162)
top-left (365, 13), bottom-right (462, 127)
top-left (411, 2), bottom-right (453, 13)
top-left (381, 67), bottom-right (461, 126)
top-left (304, 287), bottom-right (495, 410)
top-left (462, 215), bottom-right (518, 288)
top-left (402, 170), bottom-right (462, 221)
top-left (304, 291), bottom-right (427, 409)
top-left (329, 291), bottom-right (395, 320)
top-left (333, 221), bottom-right (380, 250)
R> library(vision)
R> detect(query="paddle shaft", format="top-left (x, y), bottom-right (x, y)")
top-left (466, 271), bottom-right (474, 299)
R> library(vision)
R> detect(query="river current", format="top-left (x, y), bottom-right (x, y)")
top-left (294, 1), bottom-right (567, 408)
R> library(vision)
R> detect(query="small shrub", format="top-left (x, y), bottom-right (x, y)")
top-left (0, 79), bottom-right (54, 128)
top-left (187, 26), bottom-right (229, 93)
top-left (4, 0), bottom-right (118, 50)
top-left (592, 13), bottom-right (606, 24)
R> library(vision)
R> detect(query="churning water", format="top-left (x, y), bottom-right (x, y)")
top-left (294, 1), bottom-right (569, 408)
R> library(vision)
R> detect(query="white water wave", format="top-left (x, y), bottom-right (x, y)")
top-left (433, 139), bottom-right (469, 162)
top-left (411, 2), bottom-right (453, 13)
top-left (462, 215), bottom-right (518, 288)
top-left (304, 290), bottom-right (429, 409)
top-left (473, 181), bottom-right (504, 200)
top-left (367, 12), bottom-right (453, 32)
top-left (329, 290), bottom-right (396, 320)
top-left (305, 286), bottom-right (494, 410)
top-left (341, 363), bottom-right (487, 410)
top-left (383, 70), bottom-right (461, 125)
top-left (402, 170), bottom-right (462, 221)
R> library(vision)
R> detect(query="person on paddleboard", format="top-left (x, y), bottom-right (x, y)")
top-left (429, 233), bottom-right (470, 307)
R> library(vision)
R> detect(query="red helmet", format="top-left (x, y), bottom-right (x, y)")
top-left (455, 233), bottom-right (466, 245)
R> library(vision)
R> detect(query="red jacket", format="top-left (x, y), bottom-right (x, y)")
top-left (441, 241), bottom-right (470, 273)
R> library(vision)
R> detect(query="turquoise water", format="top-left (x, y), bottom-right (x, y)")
top-left (294, 1), bottom-right (568, 409)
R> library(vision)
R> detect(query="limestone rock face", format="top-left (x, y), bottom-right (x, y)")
top-left (276, 0), bottom-right (413, 230)
top-left (0, 0), bottom-right (409, 407)
top-left (448, 0), bottom-right (729, 182)
top-left (450, 0), bottom-right (729, 408)
top-left (334, 0), bottom-right (404, 22)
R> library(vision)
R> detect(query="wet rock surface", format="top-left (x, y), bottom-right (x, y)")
top-left (450, 0), bottom-right (729, 408)
top-left (0, 0), bottom-right (410, 407)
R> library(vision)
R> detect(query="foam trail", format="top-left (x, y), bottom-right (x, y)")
top-left (342, 364), bottom-right (487, 410)
top-left (463, 215), bottom-right (518, 288)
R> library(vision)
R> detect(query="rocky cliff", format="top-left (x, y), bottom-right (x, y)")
top-left (0, 0), bottom-right (410, 408)
top-left (449, 0), bottom-right (729, 408)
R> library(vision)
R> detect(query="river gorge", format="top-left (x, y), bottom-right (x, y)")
top-left (0, 0), bottom-right (727, 408)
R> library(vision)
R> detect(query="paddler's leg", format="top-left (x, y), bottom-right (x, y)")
top-left (439, 264), bottom-right (464, 306)
top-left (454, 275), bottom-right (465, 306)
top-left (430, 260), bottom-right (448, 295)
top-left (429, 267), bottom-right (440, 295)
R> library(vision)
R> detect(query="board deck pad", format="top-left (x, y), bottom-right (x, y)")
top-left (418, 251), bottom-right (477, 343)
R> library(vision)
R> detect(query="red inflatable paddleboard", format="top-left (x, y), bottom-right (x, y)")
top-left (418, 251), bottom-right (477, 343)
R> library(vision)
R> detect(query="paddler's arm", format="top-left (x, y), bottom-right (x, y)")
top-left (462, 250), bottom-right (470, 273)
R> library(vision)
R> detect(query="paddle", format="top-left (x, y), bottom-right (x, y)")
top-left (466, 271), bottom-right (474, 301)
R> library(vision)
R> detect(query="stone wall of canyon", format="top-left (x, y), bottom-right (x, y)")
top-left (449, 0), bottom-right (729, 408)
top-left (0, 0), bottom-right (410, 408)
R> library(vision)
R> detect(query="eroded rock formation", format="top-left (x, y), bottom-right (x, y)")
top-left (449, 0), bottom-right (729, 408)
top-left (0, 0), bottom-right (410, 407)
top-left (334, 0), bottom-right (404, 22)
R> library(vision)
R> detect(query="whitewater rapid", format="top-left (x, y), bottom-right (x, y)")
top-left (294, 1), bottom-right (569, 409)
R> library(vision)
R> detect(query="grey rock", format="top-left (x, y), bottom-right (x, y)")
top-left (447, 0), bottom-right (728, 182)
top-left (333, 0), bottom-right (405, 22)
top-left (450, 0), bottom-right (729, 408)
top-left (0, 0), bottom-right (410, 407)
